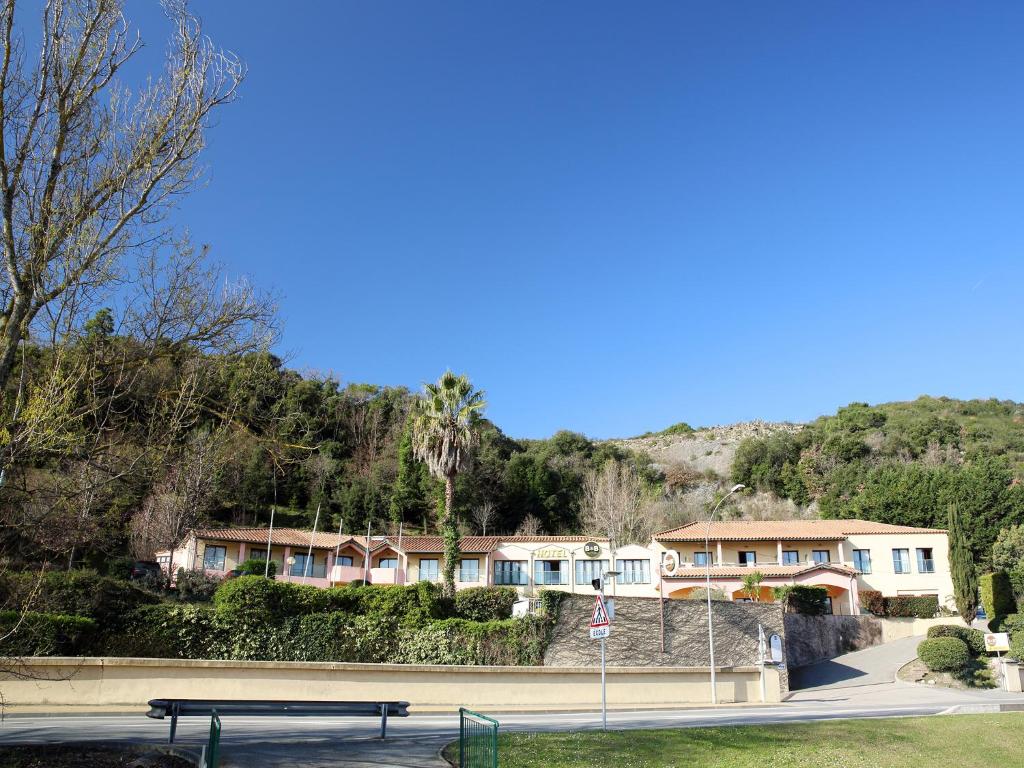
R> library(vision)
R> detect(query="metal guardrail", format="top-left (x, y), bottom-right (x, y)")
top-left (147, 699), bottom-right (409, 743)
top-left (459, 707), bottom-right (498, 768)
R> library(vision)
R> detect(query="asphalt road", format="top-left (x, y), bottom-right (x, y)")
top-left (4, 683), bottom-right (1024, 768)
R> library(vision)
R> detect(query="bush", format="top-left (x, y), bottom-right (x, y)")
top-left (883, 595), bottom-right (938, 619)
top-left (454, 587), bottom-right (517, 622)
top-left (109, 604), bottom-right (229, 659)
top-left (980, 572), bottom-right (1016, 624)
top-left (399, 617), bottom-right (549, 666)
top-left (538, 589), bottom-right (569, 618)
top-left (926, 623), bottom-right (986, 655)
top-left (1009, 569), bottom-right (1024, 612)
top-left (918, 636), bottom-right (970, 672)
top-left (772, 585), bottom-right (828, 615)
top-left (212, 576), bottom-right (329, 624)
top-left (683, 587), bottom-right (729, 602)
top-left (238, 558), bottom-right (276, 578)
top-left (0, 610), bottom-right (97, 656)
top-left (859, 590), bottom-right (885, 616)
top-left (1011, 631), bottom-right (1024, 662)
top-left (0, 570), bottom-right (158, 627)
top-left (175, 569), bottom-right (222, 602)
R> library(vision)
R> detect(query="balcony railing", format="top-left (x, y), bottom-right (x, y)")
top-left (288, 563), bottom-right (327, 578)
top-left (535, 572), bottom-right (568, 586)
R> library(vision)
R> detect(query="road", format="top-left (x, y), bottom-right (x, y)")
top-left (4, 683), bottom-right (1024, 768)
top-left (5, 637), bottom-right (1024, 767)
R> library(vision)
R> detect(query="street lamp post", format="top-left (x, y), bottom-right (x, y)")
top-left (705, 483), bottom-right (745, 705)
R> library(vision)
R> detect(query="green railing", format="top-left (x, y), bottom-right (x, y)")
top-left (459, 707), bottom-right (498, 768)
top-left (205, 710), bottom-right (222, 768)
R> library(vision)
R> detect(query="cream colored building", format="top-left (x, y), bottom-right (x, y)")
top-left (158, 519), bottom-right (953, 614)
top-left (652, 519), bottom-right (954, 615)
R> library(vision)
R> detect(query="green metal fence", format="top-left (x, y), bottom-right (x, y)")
top-left (459, 707), bottom-right (499, 768)
top-left (205, 710), bottom-right (222, 768)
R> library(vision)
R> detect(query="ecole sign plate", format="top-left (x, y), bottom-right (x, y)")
top-left (590, 625), bottom-right (610, 640)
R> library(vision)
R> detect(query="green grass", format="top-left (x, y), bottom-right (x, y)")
top-left (465, 713), bottom-right (1024, 768)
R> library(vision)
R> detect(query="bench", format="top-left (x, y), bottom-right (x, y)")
top-left (146, 699), bottom-right (410, 743)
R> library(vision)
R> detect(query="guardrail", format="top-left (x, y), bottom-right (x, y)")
top-left (459, 707), bottom-right (499, 768)
top-left (146, 698), bottom-right (409, 743)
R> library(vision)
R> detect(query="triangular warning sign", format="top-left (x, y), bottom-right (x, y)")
top-left (590, 595), bottom-right (610, 627)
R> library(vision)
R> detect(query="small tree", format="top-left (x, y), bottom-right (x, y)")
top-left (948, 502), bottom-right (979, 624)
top-left (992, 524), bottom-right (1024, 572)
top-left (741, 571), bottom-right (764, 602)
top-left (471, 501), bottom-right (496, 536)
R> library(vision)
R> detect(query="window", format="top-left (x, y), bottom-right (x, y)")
top-left (693, 551), bottom-right (711, 566)
top-left (459, 558), bottom-right (480, 582)
top-left (203, 546), bottom-right (226, 571)
top-left (535, 559), bottom-right (568, 586)
top-left (249, 549), bottom-right (267, 562)
top-left (853, 549), bottom-right (872, 574)
top-left (290, 552), bottom-right (314, 577)
top-left (782, 550), bottom-right (800, 565)
top-left (575, 559), bottom-right (608, 586)
top-left (892, 548), bottom-right (911, 574)
top-left (812, 550), bottom-right (831, 564)
top-left (494, 560), bottom-right (528, 585)
top-left (738, 551), bottom-right (756, 567)
top-left (338, 555), bottom-right (354, 567)
top-left (916, 548), bottom-right (935, 573)
top-left (156, 554), bottom-right (170, 566)
top-left (824, 597), bottom-right (834, 615)
top-left (378, 557), bottom-right (398, 569)
top-left (418, 559), bottom-right (439, 582)
top-left (616, 559), bottom-right (651, 584)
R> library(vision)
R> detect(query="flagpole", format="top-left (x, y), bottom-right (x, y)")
top-left (304, 502), bottom-right (321, 584)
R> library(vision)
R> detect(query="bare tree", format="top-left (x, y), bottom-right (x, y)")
top-left (0, 0), bottom-right (245, 390)
top-left (471, 500), bottom-right (495, 536)
top-left (580, 459), bottom-right (658, 546)
top-left (514, 514), bottom-right (542, 537)
top-left (129, 428), bottom-right (222, 575)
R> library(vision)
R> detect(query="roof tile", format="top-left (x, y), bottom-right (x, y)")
top-left (655, 519), bottom-right (945, 542)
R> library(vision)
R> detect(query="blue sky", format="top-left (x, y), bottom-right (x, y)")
top-left (129, 2), bottom-right (1023, 439)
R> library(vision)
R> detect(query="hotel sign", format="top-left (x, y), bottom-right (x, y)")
top-left (535, 547), bottom-right (568, 559)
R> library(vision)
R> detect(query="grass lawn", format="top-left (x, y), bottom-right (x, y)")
top-left (456, 713), bottom-right (1024, 768)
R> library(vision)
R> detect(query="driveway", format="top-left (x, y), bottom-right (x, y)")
top-left (789, 634), bottom-right (924, 691)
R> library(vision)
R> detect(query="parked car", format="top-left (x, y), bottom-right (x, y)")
top-left (128, 561), bottom-right (162, 581)
top-left (976, 605), bottom-right (988, 620)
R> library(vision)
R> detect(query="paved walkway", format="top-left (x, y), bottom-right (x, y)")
top-left (789, 634), bottom-right (923, 691)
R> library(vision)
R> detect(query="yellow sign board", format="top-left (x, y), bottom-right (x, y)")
top-left (535, 547), bottom-right (568, 559)
top-left (985, 632), bottom-right (1010, 652)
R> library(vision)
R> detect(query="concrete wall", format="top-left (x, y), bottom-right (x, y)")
top-left (0, 657), bottom-right (780, 709)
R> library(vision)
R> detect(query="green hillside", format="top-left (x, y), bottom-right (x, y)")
top-left (732, 397), bottom-right (1024, 561)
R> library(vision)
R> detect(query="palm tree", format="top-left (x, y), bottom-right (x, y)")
top-left (410, 371), bottom-right (486, 597)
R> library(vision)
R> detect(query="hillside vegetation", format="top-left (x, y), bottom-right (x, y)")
top-left (730, 397), bottom-right (1024, 561)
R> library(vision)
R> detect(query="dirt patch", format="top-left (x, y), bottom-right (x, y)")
top-left (897, 656), bottom-right (997, 690)
top-left (0, 746), bottom-right (193, 768)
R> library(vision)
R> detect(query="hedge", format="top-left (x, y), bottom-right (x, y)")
top-left (398, 617), bottom-right (549, 666)
top-left (0, 570), bottom-right (158, 625)
top-left (980, 572), bottom-right (1015, 624)
top-left (175, 570), bottom-right (222, 602)
top-left (1009, 569), bottom-right (1024, 612)
top-left (454, 586), bottom-right (517, 622)
top-left (0, 610), bottom-right (97, 656)
top-left (772, 585), bottom-right (828, 615)
top-left (1012, 631), bottom-right (1024, 662)
top-left (917, 637), bottom-right (970, 672)
top-left (859, 590), bottom-right (885, 616)
top-left (882, 595), bottom-right (938, 619)
top-left (926, 623), bottom-right (986, 655)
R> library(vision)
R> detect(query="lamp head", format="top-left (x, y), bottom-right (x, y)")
top-left (730, 484), bottom-right (745, 493)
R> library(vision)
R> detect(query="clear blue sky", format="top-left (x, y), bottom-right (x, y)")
top-left (131, 2), bottom-right (1023, 439)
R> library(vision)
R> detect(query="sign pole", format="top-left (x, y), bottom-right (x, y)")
top-left (600, 633), bottom-right (607, 730)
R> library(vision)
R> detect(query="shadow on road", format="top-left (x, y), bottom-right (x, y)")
top-left (790, 661), bottom-right (867, 690)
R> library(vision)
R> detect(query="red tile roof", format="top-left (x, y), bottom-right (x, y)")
top-left (499, 536), bottom-right (609, 544)
top-left (664, 562), bottom-right (858, 579)
top-left (191, 527), bottom-right (367, 550)
top-left (386, 536), bottom-right (501, 553)
top-left (655, 519), bottom-right (945, 542)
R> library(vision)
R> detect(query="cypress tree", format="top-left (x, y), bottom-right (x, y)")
top-left (948, 502), bottom-right (979, 624)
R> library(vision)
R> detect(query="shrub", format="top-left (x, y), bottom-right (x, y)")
top-left (238, 558), bottom-right (276, 578)
top-left (175, 569), bottom-right (222, 602)
top-left (883, 595), bottom-right (938, 619)
top-left (538, 589), bottom-right (569, 618)
top-left (1011, 631), bottom-right (1024, 662)
top-left (1009, 569), bottom-right (1024, 612)
top-left (0, 570), bottom-right (158, 627)
top-left (918, 637), bottom-right (970, 672)
top-left (0, 610), bottom-right (97, 656)
top-left (399, 617), bottom-right (549, 666)
top-left (772, 585), bottom-right (828, 615)
top-left (109, 604), bottom-right (229, 659)
top-left (859, 590), bottom-right (885, 616)
top-left (212, 576), bottom-right (329, 624)
top-left (926, 623), bottom-right (986, 655)
top-left (999, 613), bottom-right (1024, 636)
top-left (683, 587), bottom-right (729, 602)
top-left (980, 572), bottom-right (1016, 624)
top-left (454, 587), bottom-right (517, 622)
